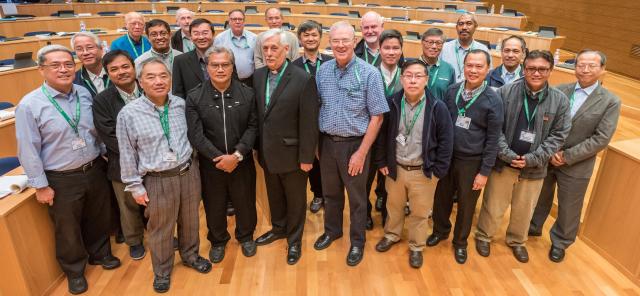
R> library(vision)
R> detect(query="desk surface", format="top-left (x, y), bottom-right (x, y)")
top-left (607, 138), bottom-right (640, 162)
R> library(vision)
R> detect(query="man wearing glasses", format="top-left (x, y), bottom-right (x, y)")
top-left (72, 32), bottom-right (108, 98)
top-left (529, 50), bottom-right (620, 263)
top-left (475, 50), bottom-right (571, 263)
top-left (487, 36), bottom-right (527, 88)
top-left (214, 9), bottom-right (257, 86)
top-left (135, 19), bottom-right (183, 73)
top-left (313, 21), bottom-right (389, 267)
top-left (440, 13), bottom-right (491, 83)
top-left (418, 28), bottom-right (455, 101)
top-left (16, 45), bottom-right (120, 294)
top-left (172, 18), bottom-right (215, 100)
top-left (110, 12), bottom-right (151, 60)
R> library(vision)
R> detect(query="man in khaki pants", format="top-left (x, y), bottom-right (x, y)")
top-left (374, 60), bottom-right (454, 268)
top-left (475, 50), bottom-right (571, 263)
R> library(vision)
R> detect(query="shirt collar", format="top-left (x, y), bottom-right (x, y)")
top-left (231, 30), bottom-right (247, 39)
top-left (364, 42), bottom-right (379, 56)
top-left (502, 64), bottom-right (521, 76)
top-left (85, 67), bottom-right (106, 81)
top-left (335, 55), bottom-right (357, 72)
top-left (141, 94), bottom-right (174, 109)
top-left (456, 39), bottom-right (475, 50)
top-left (419, 55), bottom-right (440, 67)
top-left (128, 33), bottom-right (143, 45)
top-left (380, 64), bottom-right (398, 81)
top-left (116, 84), bottom-right (140, 99)
top-left (462, 81), bottom-right (485, 99)
top-left (575, 81), bottom-right (599, 96)
top-left (151, 48), bottom-right (172, 58)
top-left (302, 52), bottom-right (323, 64)
top-left (524, 81), bottom-right (549, 100)
top-left (43, 82), bottom-right (78, 100)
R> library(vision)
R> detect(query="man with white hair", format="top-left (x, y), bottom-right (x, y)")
top-left (440, 13), bottom-right (491, 82)
top-left (253, 7), bottom-right (299, 69)
top-left (110, 12), bottom-right (151, 60)
top-left (355, 11), bottom-right (384, 67)
top-left (171, 8), bottom-right (195, 52)
top-left (72, 31), bottom-right (108, 98)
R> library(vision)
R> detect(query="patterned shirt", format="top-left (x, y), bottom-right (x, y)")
top-left (116, 94), bottom-right (193, 197)
top-left (135, 48), bottom-right (183, 73)
top-left (440, 39), bottom-right (491, 83)
top-left (501, 64), bottom-right (522, 85)
top-left (116, 84), bottom-right (141, 105)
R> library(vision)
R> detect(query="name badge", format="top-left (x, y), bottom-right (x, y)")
top-left (395, 134), bottom-right (407, 146)
top-left (71, 137), bottom-right (87, 150)
top-left (519, 130), bottom-right (536, 144)
top-left (163, 151), bottom-right (177, 162)
top-left (455, 116), bottom-right (471, 129)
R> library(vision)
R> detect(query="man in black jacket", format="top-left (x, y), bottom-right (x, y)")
top-left (428, 49), bottom-right (504, 264)
top-left (170, 8), bottom-right (195, 52)
top-left (72, 31), bottom-right (108, 98)
top-left (374, 59), bottom-right (453, 268)
top-left (92, 50), bottom-right (146, 260)
top-left (172, 18), bottom-right (215, 99)
top-left (185, 46), bottom-right (259, 263)
top-left (253, 29), bottom-right (320, 265)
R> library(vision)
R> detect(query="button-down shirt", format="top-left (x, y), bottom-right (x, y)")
top-left (316, 55), bottom-right (389, 137)
top-left (16, 83), bottom-right (101, 188)
top-left (419, 56), bottom-right (455, 101)
top-left (182, 34), bottom-right (195, 52)
top-left (396, 97), bottom-right (425, 166)
top-left (135, 48), bottom-right (183, 73)
top-left (440, 39), bottom-right (491, 83)
top-left (501, 64), bottom-right (521, 85)
top-left (116, 94), bottom-right (193, 197)
top-left (87, 67), bottom-right (108, 93)
top-left (214, 29), bottom-right (257, 79)
top-left (571, 81), bottom-right (598, 117)
top-left (116, 84), bottom-right (141, 105)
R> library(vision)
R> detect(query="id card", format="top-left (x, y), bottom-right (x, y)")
top-left (396, 134), bottom-right (407, 146)
top-left (163, 151), bottom-right (177, 162)
top-left (455, 116), bottom-right (471, 129)
top-left (71, 137), bottom-right (86, 150)
top-left (519, 130), bottom-right (536, 143)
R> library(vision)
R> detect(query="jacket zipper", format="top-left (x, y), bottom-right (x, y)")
top-left (221, 91), bottom-right (229, 154)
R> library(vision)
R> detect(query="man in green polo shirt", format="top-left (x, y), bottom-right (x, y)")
top-left (419, 28), bottom-right (455, 101)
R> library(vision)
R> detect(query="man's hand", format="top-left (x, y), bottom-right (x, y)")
top-left (300, 163), bottom-right (313, 172)
top-left (550, 151), bottom-right (566, 167)
top-left (510, 155), bottom-right (526, 168)
top-left (36, 186), bottom-right (55, 206)
top-left (134, 192), bottom-right (149, 206)
top-left (472, 174), bottom-right (488, 191)
top-left (348, 149), bottom-right (366, 176)
top-left (214, 154), bottom-right (239, 173)
top-left (379, 167), bottom-right (389, 176)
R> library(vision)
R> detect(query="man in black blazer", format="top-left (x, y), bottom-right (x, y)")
top-left (253, 29), bottom-right (320, 265)
top-left (172, 18), bottom-right (215, 99)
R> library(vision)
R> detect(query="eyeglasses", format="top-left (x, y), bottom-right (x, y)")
top-left (576, 63), bottom-right (600, 70)
top-left (524, 67), bottom-right (551, 75)
top-left (401, 73), bottom-right (428, 81)
top-left (41, 62), bottom-right (75, 70)
top-left (422, 40), bottom-right (444, 46)
top-left (229, 17), bottom-right (244, 22)
top-left (208, 62), bottom-right (232, 70)
top-left (330, 38), bottom-right (354, 46)
top-left (502, 48), bottom-right (522, 55)
top-left (74, 45), bottom-right (97, 53)
top-left (149, 31), bottom-right (169, 38)
top-left (191, 31), bottom-right (212, 38)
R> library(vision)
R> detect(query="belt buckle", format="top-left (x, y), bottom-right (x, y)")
top-left (178, 164), bottom-right (190, 176)
top-left (81, 161), bottom-right (93, 173)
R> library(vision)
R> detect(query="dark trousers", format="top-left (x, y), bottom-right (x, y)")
top-left (366, 165), bottom-right (387, 220)
top-left (308, 157), bottom-right (323, 198)
top-left (432, 157), bottom-right (482, 248)
top-left (264, 168), bottom-right (308, 244)
top-left (320, 135), bottom-right (370, 248)
top-left (45, 158), bottom-right (112, 278)
top-left (200, 156), bottom-right (257, 247)
top-left (530, 167), bottom-right (590, 249)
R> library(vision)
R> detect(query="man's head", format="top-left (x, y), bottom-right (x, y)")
top-left (228, 9), bottom-right (246, 36)
top-left (329, 21), bottom-right (356, 66)
top-left (205, 46), bottom-right (235, 87)
top-left (102, 50), bottom-right (136, 88)
top-left (575, 49), bottom-right (606, 87)
top-left (501, 35), bottom-right (527, 70)
top-left (137, 57), bottom-right (171, 99)
top-left (297, 20), bottom-right (322, 52)
top-left (455, 13), bottom-right (478, 43)
top-left (264, 7), bottom-right (283, 29)
top-left (379, 29), bottom-right (403, 68)
top-left (175, 8), bottom-right (194, 35)
top-left (400, 60), bottom-right (429, 98)
top-left (189, 18), bottom-right (215, 52)
top-left (71, 32), bottom-right (103, 69)
top-left (523, 50), bottom-right (554, 91)
top-left (37, 45), bottom-right (76, 89)
top-left (124, 12), bottom-right (145, 39)
top-left (261, 29), bottom-right (289, 71)
top-left (463, 49), bottom-right (490, 86)
top-left (421, 28), bottom-right (445, 60)
top-left (145, 19), bottom-right (171, 53)
top-left (360, 11), bottom-right (384, 46)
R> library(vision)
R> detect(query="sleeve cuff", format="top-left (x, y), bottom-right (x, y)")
top-left (125, 183), bottom-right (147, 198)
top-left (28, 174), bottom-right (49, 189)
top-left (479, 166), bottom-right (492, 177)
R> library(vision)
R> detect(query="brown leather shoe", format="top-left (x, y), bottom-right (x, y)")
top-left (375, 237), bottom-right (397, 252)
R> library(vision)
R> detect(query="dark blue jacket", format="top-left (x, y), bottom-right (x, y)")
top-left (73, 67), bottom-right (101, 98)
top-left (374, 90), bottom-right (454, 180)
top-left (486, 64), bottom-right (523, 88)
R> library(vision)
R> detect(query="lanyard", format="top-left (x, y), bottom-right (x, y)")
top-left (455, 81), bottom-right (486, 116)
top-left (81, 67), bottom-right (110, 94)
top-left (428, 65), bottom-right (440, 89)
top-left (364, 49), bottom-right (379, 65)
top-left (153, 50), bottom-right (174, 68)
top-left (381, 66), bottom-right (400, 97)
top-left (304, 58), bottom-right (321, 76)
top-left (156, 102), bottom-right (172, 151)
top-left (127, 35), bottom-right (145, 58)
top-left (523, 88), bottom-right (545, 130)
top-left (41, 85), bottom-right (81, 135)
top-left (401, 94), bottom-right (426, 136)
top-left (265, 60), bottom-right (288, 106)
top-left (454, 40), bottom-right (474, 77)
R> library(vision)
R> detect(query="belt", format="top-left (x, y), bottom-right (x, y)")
top-left (322, 133), bottom-right (363, 142)
top-left (146, 159), bottom-right (192, 178)
top-left (398, 164), bottom-right (422, 171)
top-left (45, 158), bottom-right (99, 175)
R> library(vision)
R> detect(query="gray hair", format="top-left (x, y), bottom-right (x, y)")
top-left (576, 49), bottom-right (607, 66)
top-left (70, 31), bottom-right (102, 49)
top-left (205, 46), bottom-right (236, 65)
top-left (421, 28), bottom-right (446, 41)
top-left (136, 57), bottom-right (170, 79)
top-left (329, 21), bottom-right (355, 38)
top-left (175, 8), bottom-right (195, 20)
top-left (457, 12), bottom-right (478, 26)
top-left (361, 11), bottom-right (384, 26)
top-left (124, 11), bottom-right (145, 24)
top-left (260, 28), bottom-right (288, 46)
top-left (264, 7), bottom-right (282, 18)
top-left (37, 45), bottom-right (74, 66)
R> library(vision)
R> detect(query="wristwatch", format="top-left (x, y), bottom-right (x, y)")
top-left (233, 151), bottom-right (244, 161)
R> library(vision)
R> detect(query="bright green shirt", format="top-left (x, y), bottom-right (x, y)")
top-left (421, 57), bottom-right (455, 101)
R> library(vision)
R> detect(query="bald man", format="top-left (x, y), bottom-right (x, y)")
top-left (253, 7), bottom-right (299, 69)
top-left (354, 11), bottom-right (384, 67)
top-left (110, 12), bottom-right (152, 60)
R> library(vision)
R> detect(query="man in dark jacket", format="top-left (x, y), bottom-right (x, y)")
top-left (373, 59), bottom-right (453, 268)
top-left (428, 49), bottom-right (503, 264)
top-left (170, 8), bottom-right (195, 52)
top-left (487, 35), bottom-right (526, 88)
top-left (172, 18), bottom-right (215, 99)
top-left (354, 11), bottom-right (384, 67)
top-left (72, 31), bottom-right (108, 98)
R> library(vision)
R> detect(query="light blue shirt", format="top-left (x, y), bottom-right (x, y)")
top-left (440, 39), bottom-right (491, 83)
top-left (214, 29), bottom-right (257, 79)
top-left (571, 81), bottom-right (599, 117)
top-left (16, 83), bottom-right (101, 188)
top-left (501, 64), bottom-right (521, 85)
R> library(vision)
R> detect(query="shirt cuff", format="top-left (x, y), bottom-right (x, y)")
top-left (125, 183), bottom-right (147, 198)
top-left (28, 174), bottom-right (49, 189)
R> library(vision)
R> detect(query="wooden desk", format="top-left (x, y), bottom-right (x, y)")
top-left (0, 167), bottom-right (61, 296)
top-left (0, 32), bottom-right (123, 60)
top-left (0, 107), bottom-right (17, 157)
top-left (581, 139), bottom-right (640, 287)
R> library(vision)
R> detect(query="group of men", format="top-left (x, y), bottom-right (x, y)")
top-left (14, 7), bottom-right (620, 295)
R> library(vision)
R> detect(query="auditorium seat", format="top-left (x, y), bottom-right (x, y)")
top-left (0, 157), bottom-right (20, 176)
top-left (97, 11), bottom-right (121, 16)
top-left (0, 102), bottom-right (13, 110)
top-left (136, 10), bottom-right (152, 14)
top-left (303, 11), bottom-right (321, 15)
top-left (422, 19), bottom-right (445, 24)
top-left (23, 31), bottom-right (56, 37)
top-left (0, 59), bottom-right (14, 67)
top-left (206, 10), bottom-right (224, 13)
top-left (245, 24), bottom-right (261, 27)
top-left (330, 12), bottom-right (348, 16)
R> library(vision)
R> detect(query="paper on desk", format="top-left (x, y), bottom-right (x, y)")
top-left (0, 175), bottom-right (28, 199)
top-left (0, 110), bottom-right (14, 121)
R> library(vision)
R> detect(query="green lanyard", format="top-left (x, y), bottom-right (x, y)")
top-left (153, 50), bottom-right (174, 69)
top-left (364, 49), bottom-right (379, 65)
top-left (81, 67), bottom-right (110, 94)
top-left (41, 85), bottom-right (81, 135)
top-left (304, 59), bottom-right (321, 76)
top-left (454, 40), bottom-right (474, 77)
top-left (455, 81), bottom-right (486, 116)
top-left (401, 94), bottom-right (426, 136)
top-left (265, 60), bottom-right (288, 106)
top-left (428, 65), bottom-right (440, 89)
top-left (381, 66), bottom-right (400, 97)
top-left (127, 35), bottom-right (145, 58)
top-left (523, 88), bottom-right (544, 130)
top-left (156, 102), bottom-right (172, 151)
top-left (569, 90), bottom-right (576, 112)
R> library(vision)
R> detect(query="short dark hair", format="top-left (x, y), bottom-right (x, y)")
top-left (297, 20), bottom-right (322, 38)
top-left (524, 49), bottom-right (554, 68)
top-left (576, 49), bottom-right (607, 66)
top-left (145, 19), bottom-right (171, 36)
top-left (379, 29), bottom-right (403, 47)
top-left (421, 27), bottom-right (445, 41)
top-left (189, 18), bottom-right (215, 34)
top-left (463, 49), bottom-right (491, 66)
top-left (102, 49), bottom-right (135, 73)
top-left (228, 9), bottom-right (245, 17)
top-left (501, 35), bottom-right (527, 54)
top-left (401, 59), bottom-right (428, 75)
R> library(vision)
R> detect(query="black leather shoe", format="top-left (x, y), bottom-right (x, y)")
top-left (375, 195), bottom-right (384, 211)
top-left (309, 197), bottom-right (323, 213)
top-left (287, 243), bottom-right (302, 265)
top-left (454, 247), bottom-right (467, 264)
top-left (366, 216), bottom-right (374, 230)
top-left (89, 255), bottom-right (121, 270)
top-left (475, 239), bottom-right (490, 257)
top-left (409, 250), bottom-right (423, 268)
top-left (115, 229), bottom-right (125, 244)
top-left (314, 233), bottom-right (341, 250)
top-left (375, 237), bottom-right (396, 252)
top-left (226, 201), bottom-right (235, 216)
top-left (528, 226), bottom-right (542, 237)
top-left (129, 244), bottom-right (146, 260)
top-left (241, 240), bottom-right (257, 257)
top-left (209, 245), bottom-right (225, 263)
top-left (346, 246), bottom-right (364, 266)
top-left (68, 276), bottom-right (88, 295)
top-left (426, 233), bottom-right (448, 247)
top-left (173, 236), bottom-right (179, 250)
top-left (511, 246), bottom-right (529, 263)
top-left (549, 245), bottom-right (565, 263)
top-left (183, 256), bottom-right (212, 273)
top-left (255, 231), bottom-right (286, 246)
top-left (153, 275), bottom-right (171, 293)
